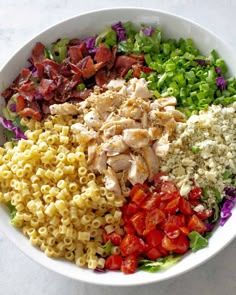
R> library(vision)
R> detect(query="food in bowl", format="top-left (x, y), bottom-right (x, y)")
top-left (0, 19), bottom-right (235, 276)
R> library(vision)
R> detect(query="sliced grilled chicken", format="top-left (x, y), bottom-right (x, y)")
top-left (84, 110), bottom-right (102, 129)
top-left (104, 167), bottom-right (122, 196)
top-left (153, 135), bottom-right (170, 158)
top-left (102, 135), bottom-right (129, 156)
top-left (100, 118), bottom-right (140, 134)
top-left (87, 139), bottom-right (98, 165)
top-left (141, 146), bottom-right (160, 182)
top-left (166, 109), bottom-right (186, 122)
top-left (149, 110), bottom-right (173, 126)
top-left (148, 126), bottom-right (164, 140)
top-left (155, 96), bottom-right (177, 108)
top-left (122, 129), bottom-right (150, 149)
top-left (126, 78), bottom-right (151, 99)
top-left (165, 118), bottom-right (177, 136)
top-left (89, 146), bottom-right (107, 173)
top-left (128, 154), bottom-right (149, 185)
top-left (49, 103), bottom-right (80, 115)
top-left (107, 154), bottom-right (131, 172)
top-left (71, 122), bottom-right (97, 143)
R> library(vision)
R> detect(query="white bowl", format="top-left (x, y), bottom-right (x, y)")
top-left (0, 7), bottom-right (235, 286)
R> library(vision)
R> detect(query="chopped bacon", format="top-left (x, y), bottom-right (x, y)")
top-left (128, 53), bottom-right (145, 61)
top-left (70, 88), bottom-right (92, 99)
top-left (38, 79), bottom-right (57, 100)
top-left (1, 88), bottom-right (15, 101)
top-left (112, 55), bottom-right (137, 77)
top-left (43, 59), bottom-right (60, 79)
top-left (78, 41), bottom-right (89, 57)
top-left (68, 46), bottom-right (83, 64)
top-left (18, 69), bottom-right (32, 86)
top-left (95, 69), bottom-right (111, 88)
top-left (132, 64), bottom-right (142, 78)
top-left (35, 62), bottom-right (45, 79)
top-left (107, 45), bottom-right (118, 70)
top-left (78, 56), bottom-right (96, 79)
top-left (69, 38), bottom-right (80, 46)
top-left (94, 44), bottom-right (112, 65)
top-left (32, 42), bottom-right (45, 64)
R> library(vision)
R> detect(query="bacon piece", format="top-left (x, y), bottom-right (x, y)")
top-left (68, 46), bottom-right (83, 64)
top-left (94, 44), bottom-right (112, 65)
top-left (39, 79), bottom-right (57, 100)
top-left (43, 59), bottom-right (60, 79)
top-left (107, 45), bottom-right (118, 70)
top-left (112, 55), bottom-right (137, 77)
top-left (18, 68), bottom-right (31, 86)
top-left (1, 88), bottom-right (14, 101)
top-left (78, 41), bottom-right (89, 57)
top-left (32, 42), bottom-right (45, 64)
top-left (70, 89), bottom-right (92, 99)
top-left (35, 62), bottom-right (45, 79)
top-left (78, 56), bottom-right (96, 79)
top-left (95, 69), bottom-right (110, 87)
top-left (69, 38), bottom-right (80, 46)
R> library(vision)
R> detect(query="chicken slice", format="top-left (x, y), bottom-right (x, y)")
top-left (122, 129), bottom-right (150, 149)
top-left (87, 139), bottom-right (98, 165)
top-left (71, 122), bottom-right (97, 143)
top-left (107, 154), bottom-right (131, 172)
top-left (155, 96), bottom-right (177, 108)
top-left (89, 146), bottom-right (107, 174)
top-left (149, 110), bottom-right (173, 126)
top-left (166, 109), bottom-right (186, 122)
top-left (153, 134), bottom-right (170, 158)
top-left (164, 118), bottom-right (177, 136)
top-left (102, 135), bottom-right (129, 156)
top-left (100, 118), bottom-right (140, 134)
top-left (126, 78), bottom-right (151, 99)
top-left (49, 103), bottom-right (80, 115)
top-left (128, 154), bottom-right (149, 185)
top-left (106, 79), bottom-right (126, 90)
top-left (94, 91), bottom-right (123, 114)
top-left (84, 110), bottom-right (102, 130)
top-left (141, 146), bottom-right (160, 181)
top-left (148, 126), bottom-right (164, 140)
top-left (103, 167), bottom-right (122, 196)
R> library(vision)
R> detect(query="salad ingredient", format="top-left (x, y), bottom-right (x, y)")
top-left (160, 103), bottom-right (236, 204)
top-left (189, 231), bottom-right (209, 252)
top-left (138, 255), bottom-right (181, 273)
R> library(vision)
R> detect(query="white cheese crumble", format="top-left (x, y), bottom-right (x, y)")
top-left (160, 103), bottom-right (236, 206)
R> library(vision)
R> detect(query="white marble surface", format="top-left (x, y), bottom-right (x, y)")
top-left (0, 1), bottom-right (236, 294)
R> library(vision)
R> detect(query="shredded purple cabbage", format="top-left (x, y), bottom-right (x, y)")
top-left (216, 76), bottom-right (227, 90)
top-left (142, 26), bottom-right (154, 37)
top-left (215, 67), bottom-right (221, 75)
top-left (9, 103), bottom-right (16, 112)
top-left (220, 187), bottom-right (236, 226)
top-left (195, 59), bottom-right (208, 67)
top-left (83, 36), bottom-right (98, 54)
top-left (112, 21), bottom-right (127, 42)
top-left (0, 116), bottom-right (27, 140)
top-left (94, 267), bottom-right (106, 273)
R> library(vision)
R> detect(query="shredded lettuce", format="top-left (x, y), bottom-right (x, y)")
top-left (189, 231), bottom-right (208, 252)
top-left (6, 201), bottom-right (17, 222)
top-left (138, 255), bottom-right (181, 272)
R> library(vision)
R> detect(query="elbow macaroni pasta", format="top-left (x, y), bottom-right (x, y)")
top-left (0, 114), bottom-right (125, 269)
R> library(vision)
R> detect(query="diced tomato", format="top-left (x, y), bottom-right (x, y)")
top-left (120, 234), bottom-right (146, 256)
top-left (179, 197), bottom-right (194, 215)
top-left (166, 214), bottom-right (186, 227)
top-left (146, 247), bottom-right (162, 260)
top-left (189, 187), bottom-right (203, 200)
top-left (188, 214), bottom-right (207, 234)
top-left (130, 211), bottom-right (146, 236)
top-left (196, 208), bottom-right (214, 220)
top-left (105, 255), bottom-right (122, 270)
top-left (161, 181), bottom-right (177, 193)
top-left (153, 172), bottom-right (168, 187)
top-left (130, 187), bottom-right (148, 206)
top-left (103, 232), bottom-right (122, 246)
top-left (144, 208), bottom-right (165, 235)
top-left (146, 228), bottom-right (163, 248)
top-left (124, 223), bottom-right (135, 235)
top-left (125, 202), bottom-right (139, 218)
top-left (163, 196), bottom-right (180, 214)
top-left (140, 192), bottom-right (161, 211)
top-left (161, 235), bottom-right (176, 251)
top-left (173, 234), bottom-right (190, 254)
top-left (129, 183), bottom-right (149, 199)
top-left (179, 226), bottom-right (190, 236)
top-left (121, 254), bottom-right (137, 274)
top-left (164, 223), bottom-right (180, 239)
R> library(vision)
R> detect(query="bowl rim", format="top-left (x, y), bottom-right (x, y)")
top-left (0, 6), bottom-right (236, 286)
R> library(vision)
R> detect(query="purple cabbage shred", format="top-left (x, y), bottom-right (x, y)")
top-left (84, 36), bottom-right (98, 54)
top-left (142, 26), bottom-right (154, 37)
top-left (112, 21), bottom-right (127, 42)
top-left (215, 67), bottom-right (221, 75)
top-left (220, 187), bottom-right (236, 226)
top-left (94, 267), bottom-right (106, 273)
top-left (216, 76), bottom-right (227, 90)
top-left (0, 116), bottom-right (27, 140)
top-left (195, 59), bottom-right (208, 67)
top-left (9, 103), bottom-right (16, 112)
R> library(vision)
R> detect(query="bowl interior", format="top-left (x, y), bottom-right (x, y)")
top-left (0, 7), bottom-right (235, 286)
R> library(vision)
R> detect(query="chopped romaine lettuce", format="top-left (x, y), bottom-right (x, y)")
top-left (138, 255), bottom-right (181, 272)
top-left (189, 231), bottom-right (208, 252)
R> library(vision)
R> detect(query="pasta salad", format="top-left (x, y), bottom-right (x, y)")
top-left (0, 21), bottom-right (235, 274)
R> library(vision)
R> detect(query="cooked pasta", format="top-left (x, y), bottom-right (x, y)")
top-left (0, 114), bottom-right (125, 269)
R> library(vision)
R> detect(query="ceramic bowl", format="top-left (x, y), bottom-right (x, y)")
top-left (0, 7), bottom-right (235, 286)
